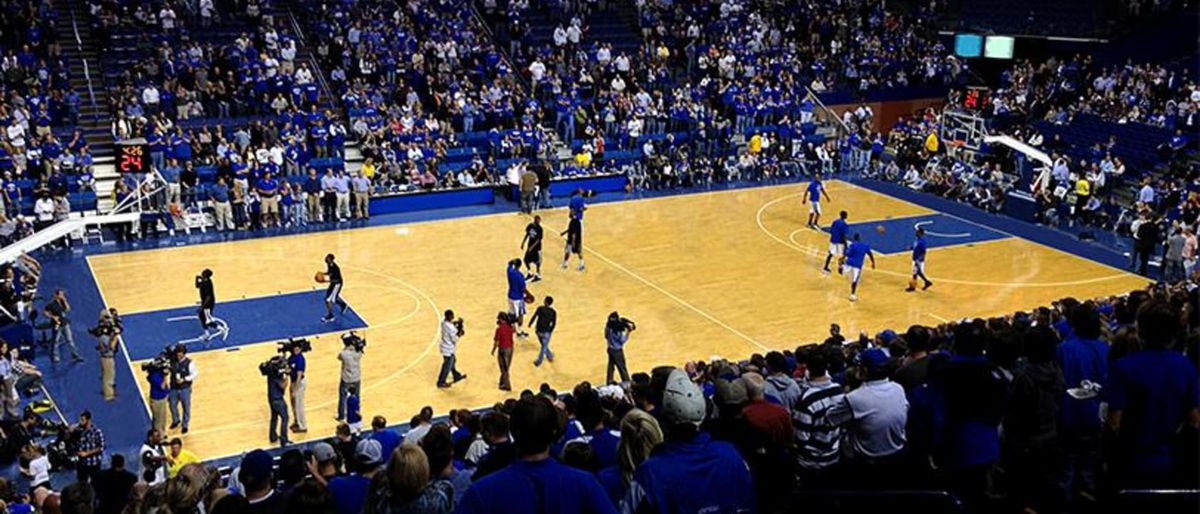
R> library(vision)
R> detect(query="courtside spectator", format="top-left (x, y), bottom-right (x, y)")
top-left (330, 439), bottom-right (385, 514)
top-left (1056, 305), bottom-right (1108, 500)
top-left (238, 449), bottom-right (286, 514)
top-left (1105, 299), bottom-right (1200, 488)
top-left (456, 396), bottom-right (616, 514)
top-left (366, 443), bottom-right (453, 513)
top-left (621, 369), bottom-right (755, 514)
top-left (829, 349), bottom-right (907, 481)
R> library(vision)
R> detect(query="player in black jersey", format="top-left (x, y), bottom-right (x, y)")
top-left (521, 215), bottom-right (545, 282)
top-left (561, 213), bottom-right (585, 271)
top-left (195, 269), bottom-right (217, 336)
top-left (322, 253), bottom-right (348, 323)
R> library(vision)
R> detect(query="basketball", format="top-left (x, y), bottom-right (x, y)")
top-left (315, 272), bottom-right (328, 283)
top-left (523, 290), bottom-right (535, 303)
top-left (876, 225), bottom-right (887, 235)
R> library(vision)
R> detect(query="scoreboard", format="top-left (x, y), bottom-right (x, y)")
top-left (117, 139), bottom-right (150, 174)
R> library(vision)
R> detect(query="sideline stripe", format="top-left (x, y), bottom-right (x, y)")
top-left (583, 245), bottom-right (772, 352)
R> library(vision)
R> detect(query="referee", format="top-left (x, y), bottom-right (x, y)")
top-left (195, 269), bottom-right (216, 337)
top-left (521, 215), bottom-right (544, 282)
top-left (321, 254), bottom-right (348, 323)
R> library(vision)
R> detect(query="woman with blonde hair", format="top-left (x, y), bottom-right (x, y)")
top-left (366, 443), bottom-right (453, 514)
top-left (596, 408), bottom-right (663, 507)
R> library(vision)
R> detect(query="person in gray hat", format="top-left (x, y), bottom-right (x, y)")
top-left (328, 439), bottom-right (384, 514)
top-left (307, 442), bottom-right (342, 486)
top-left (622, 369), bottom-right (755, 514)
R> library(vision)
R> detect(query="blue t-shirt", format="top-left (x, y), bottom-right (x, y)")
top-left (369, 429), bottom-right (401, 463)
top-left (806, 179), bottom-right (824, 202)
top-left (624, 433), bottom-right (755, 514)
top-left (455, 459), bottom-right (616, 514)
top-left (829, 218), bottom-right (849, 244)
top-left (257, 178), bottom-right (279, 197)
top-left (506, 266), bottom-right (526, 301)
top-left (148, 372), bottom-right (169, 400)
top-left (569, 195), bottom-right (586, 220)
top-left (844, 241), bottom-right (872, 268)
top-left (210, 183), bottom-right (230, 203)
top-left (328, 474), bottom-right (371, 514)
top-left (288, 353), bottom-right (306, 381)
top-left (912, 236), bottom-right (927, 262)
top-left (1105, 349), bottom-right (1200, 474)
top-left (578, 429), bottom-right (620, 470)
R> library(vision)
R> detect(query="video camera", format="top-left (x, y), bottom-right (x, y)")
top-left (617, 317), bottom-right (636, 331)
top-left (341, 331), bottom-right (366, 352)
top-left (259, 354), bottom-right (289, 378)
top-left (276, 337), bottom-right (312, 354)
top-left (140, 345), bottom-right (174, 374)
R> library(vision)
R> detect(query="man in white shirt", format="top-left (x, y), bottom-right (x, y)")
top-left (829, 349), bottom-right (907, 463)
top-left (436, 310), bottom-right (466, 388)
top-left (33, 193), bottom-right (55, 228)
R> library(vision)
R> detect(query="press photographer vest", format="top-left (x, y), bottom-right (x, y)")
top-left (170, 358), bottom-right (192, 389)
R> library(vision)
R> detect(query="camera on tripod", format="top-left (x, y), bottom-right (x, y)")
top-left (341, 331), bottom-right (366, 352)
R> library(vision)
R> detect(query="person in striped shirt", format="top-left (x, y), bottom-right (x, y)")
top-left (793, 346), bottom-right (845, 485)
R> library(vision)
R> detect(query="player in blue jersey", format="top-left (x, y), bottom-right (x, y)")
top-left (823, 210), bottom-right (850, 274)
top-left (906, 227), bottom-right (933, 292)
top-left (843, 234), bottom-right (876, 302)
top-left (802, 173), bottom-right (832, 228)
top-left (506, 259), bottom-right (530, 338)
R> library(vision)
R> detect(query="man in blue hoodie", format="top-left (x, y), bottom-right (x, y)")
top-left (621, 369), bottom-right (755, 514)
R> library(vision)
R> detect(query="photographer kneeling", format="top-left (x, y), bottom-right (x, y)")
top-left (605, 312), bottom-right (636, 385)
top-left (337, 331), bottom-right (365, 422)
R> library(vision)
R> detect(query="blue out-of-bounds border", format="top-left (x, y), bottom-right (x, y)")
top-left (848, 178), bottom-right (1144, 274)
top-left (120, 290), bottom-right (369, 361)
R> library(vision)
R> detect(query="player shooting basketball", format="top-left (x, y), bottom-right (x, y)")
top-left (319, 254), bottom-right (348, 323)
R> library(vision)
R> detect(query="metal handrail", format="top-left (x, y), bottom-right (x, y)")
top-left (804, 85), bottom-right (853, 138)
top-left (284, 6), bottom-right (336, 115)
top-left (69, 10), bottom-right (101, 122)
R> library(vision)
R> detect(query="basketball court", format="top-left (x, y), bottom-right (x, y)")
top-left (83, 181), bottom-right (1148, 458)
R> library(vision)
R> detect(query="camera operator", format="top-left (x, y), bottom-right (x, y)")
top-left (263, 355), bottom-right (291, 447)
top-left (137, 428), bottom-right (167, 485)
top-left (437, 310), bottom-right (467, 388)
top-left (168, 344), bottom-right (196, 434)
top-left (146, 358), bottom-right (170, 435)
top-left (91, 308), bottom-right (122, 401)
top-left (287, 343), bottom-right (308, 434)
top-left (74, 410), bottom-right (105, 483)
top-left (337, 332), bottom-right (364, 422)
top-left (604, 311), bottom-right (636, 384)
